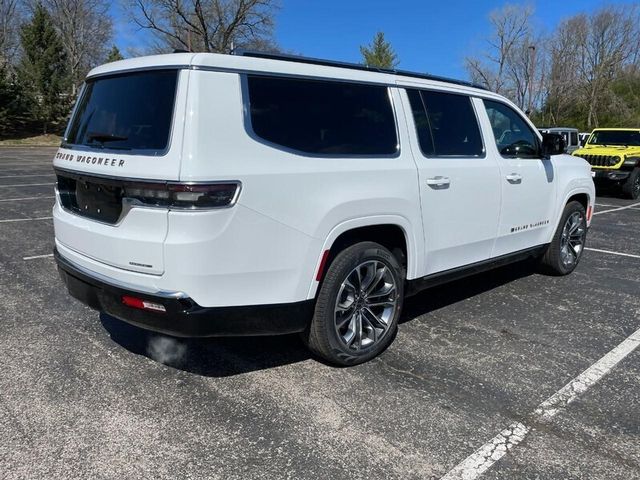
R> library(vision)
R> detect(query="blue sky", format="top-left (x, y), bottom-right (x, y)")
top-left (113, 0), bottom-right (638, 80)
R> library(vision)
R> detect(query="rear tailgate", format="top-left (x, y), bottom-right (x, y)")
top-left (53, 68), bottom-right (189, 275)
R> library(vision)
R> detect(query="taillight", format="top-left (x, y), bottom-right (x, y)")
top-left (123, 181), bottom-right (240, 210)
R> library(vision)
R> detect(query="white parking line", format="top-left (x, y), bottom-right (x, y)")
top-left (0, 216), bottom-right (52, 223)
top-left (23, 253), bottom-right (54, 261)
top-left (0, 163), bottom-right (54, 167)
top-left (0, 168), bottom-right (53, 173)
top-left (593, 202), bottom-right (640, 215)
top-left (0, 196), bottom-right (55, 202)
top-left (0, 183), bottom-right (54, 188)
top-left (585, 247), bottom-right (640, 259)
top-left (0, 183), bottom-right (55, 189)
top-left (441, 326), bottom-right (640, 480)
top-left (594, 203), bottom-right (618, 207)
top-left (0, 173), bottom-right (55, 179)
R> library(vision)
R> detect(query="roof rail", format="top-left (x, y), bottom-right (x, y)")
top-left (236, 50), bottom-right (488, 91)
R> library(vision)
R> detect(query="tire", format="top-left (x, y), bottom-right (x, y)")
top-left (539, 201), bottom-right (587, 275)
top-left (303, 242), bottom-right (404, 366)
top-left (621, 167), bottom-right (640, 200)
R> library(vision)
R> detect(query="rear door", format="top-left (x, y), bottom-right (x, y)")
top-left (53, 69), bottom-right (188, 275)
top-left (402, 87), bottom-right (501, 274)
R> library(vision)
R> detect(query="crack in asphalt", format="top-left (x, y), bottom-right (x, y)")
top-left (441, 422), bottom-right (530, 479)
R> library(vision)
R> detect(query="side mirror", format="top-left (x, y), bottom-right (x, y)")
top-left (541, 133), bottom-right (566, 157)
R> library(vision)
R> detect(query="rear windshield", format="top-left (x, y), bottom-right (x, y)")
top-left (65, 70), bottom-right (178, 154)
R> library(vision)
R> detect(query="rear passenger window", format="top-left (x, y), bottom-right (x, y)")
top-left (247, 76), bottom-right (398, 156)
top-left (570, 131), bottom-right (578, 146)
top-left (407, 90), bottom-right (434, 155)
top-left (407, 89), bottom-right (483, 157)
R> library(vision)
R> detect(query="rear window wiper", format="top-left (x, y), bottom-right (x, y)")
top-left (87, 132), bottom-right (129, 143)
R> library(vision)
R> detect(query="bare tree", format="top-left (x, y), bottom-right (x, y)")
top-left (130, 0), bottom-right (279, 54)
top-left (504, 36), bottom-right (544, 111)
top-left (576, 5), bottom-right (639, 128)
top-left (541, 15), bottom-right (585, 125)
top-left (0, 0), bottom-right (22, 70)
top-left (39, 0), bottom-right (113, 94)
top-left (466, 3), bottom-right (534, 101)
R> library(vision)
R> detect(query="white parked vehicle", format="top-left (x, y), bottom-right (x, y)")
top-left (53, 52), bottom-right (595, 365)
top-left (538, 127), bottom-right (581, 153)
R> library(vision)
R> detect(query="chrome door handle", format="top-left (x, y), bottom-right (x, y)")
top-left (506, 173), bottom-right (522, 184)
top-left (426, 176), bottom-right (451, 188)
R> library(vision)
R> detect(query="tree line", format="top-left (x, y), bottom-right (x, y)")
top-left (4, 1), bottom-right (636, 140)
top-left (0, 0), bottom-right (120, 136)
top-left (0, 0), bottom-right (280, 138)
top-left (466, 3), bottom-right (640, 131)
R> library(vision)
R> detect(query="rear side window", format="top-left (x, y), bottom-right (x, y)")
top-left (570, 131), bottom-right (578, 146)
top-left (407, 89), bottom-right (483, 157)
top-left (65, 70), bottom-right (178, 154)
top-left (407, 90), bottom-right (434, 155)
top-left (247, 76), bottom-right (398, 156)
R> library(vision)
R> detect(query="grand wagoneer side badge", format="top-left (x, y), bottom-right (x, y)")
top-left (510, 219), bottom-right (550, 233)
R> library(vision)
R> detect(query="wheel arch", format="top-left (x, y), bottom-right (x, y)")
top-left (551, 186), bottom-right (594, 243)
top-left (567, 192), bottom-right (589, 212)
top-left (307, 216), bottom-right (421, 300)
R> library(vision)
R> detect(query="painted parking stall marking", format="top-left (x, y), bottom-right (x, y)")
top-left (585, 247), bottom-right (640, 260)
top-left (593, 202), bottom-right (640, 215)
top-left (0, 183), bottom-right (54, 188)
top-left (0, 216), bottom-right (53, 223)
top-left (23, 253), bottom-right (54, 261)
top-left (0, 196), bottom-right (55, 203)
top-left (441, 422), bottom-right (530, 480)
top-left (0, 174), bottom-right (55, 179)
top-left (441, 326), bottom-right (640, 480)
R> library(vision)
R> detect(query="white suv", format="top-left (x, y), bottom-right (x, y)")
top-left (53, 52), bottom-right (595, 365)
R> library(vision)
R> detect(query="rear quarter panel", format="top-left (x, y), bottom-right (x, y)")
top-left (179, 70), bottom-right (423, 304)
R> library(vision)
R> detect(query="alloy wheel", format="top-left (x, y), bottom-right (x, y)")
top-left (560, 211), bottom-right (586, 268)
top-left (334, 260), bottom-right (398, 351)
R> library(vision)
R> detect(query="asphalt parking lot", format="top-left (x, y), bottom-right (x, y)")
top-left (0, 147), bottom-right (638, 480)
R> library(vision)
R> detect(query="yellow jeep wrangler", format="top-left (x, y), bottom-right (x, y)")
top-left (573, 128), bottom-right (640, 199)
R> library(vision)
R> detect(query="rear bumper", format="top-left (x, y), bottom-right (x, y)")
top-left (55, 249), bottom-right (313, 337)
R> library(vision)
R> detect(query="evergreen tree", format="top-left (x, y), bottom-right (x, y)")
top-left (0, 68), bottom-right (18, 136)
top-left (18, 3), bottom-right (70, 135)
top-left (105, 45), bottom-right (124, 63)
top-left (360, 32), bottom-right (399, 69)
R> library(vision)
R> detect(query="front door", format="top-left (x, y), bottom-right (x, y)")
top-left (479, 99), bottom-right (557, 257)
